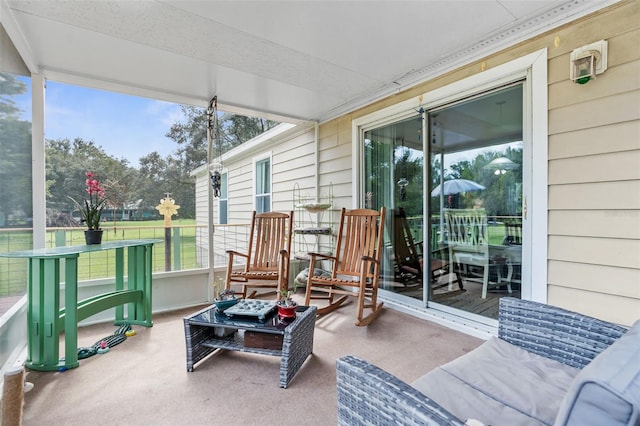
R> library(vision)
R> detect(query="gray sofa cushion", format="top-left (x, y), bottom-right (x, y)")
top-left (412, 337), bottom-right (580, 426)
top-left (554, 320), bottom-right (640, 426)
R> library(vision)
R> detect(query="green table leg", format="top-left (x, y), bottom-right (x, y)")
top-left (144, 244), bottom-right (153, 326)
top-left (115, 247), bottom-right (124, 322)
top-left (116, 244), bottom-right (153, 327)
top-left (62, 256), bottom-right (79, 369)
top-left (30, 257), bottom-right (60, 370)
top-left (26, 258), bottom-right (48, 369)
top-left (26, 255), bottom-right (80, 371)
top-left (131, 245), bottom-right (143, 322)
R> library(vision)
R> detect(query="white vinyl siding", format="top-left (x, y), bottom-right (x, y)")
top-left (545, 2), bottom-right (640, 325)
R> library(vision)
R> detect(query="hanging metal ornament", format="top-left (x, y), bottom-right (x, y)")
top-left (207, 96), bottom-right (223, 198)
top-left (397, 137), bottom-right (409, 201)
top-left (211, 170), bottom-right (221, 197)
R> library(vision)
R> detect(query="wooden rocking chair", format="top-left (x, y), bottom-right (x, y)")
top-left (393, 208), bottom-right (463, 290)
top-left (304, 207), bottom-right (386, 326)
top-left (392, 207), bottom-right (423, 283)
top-left (224, 211), bottom-right (293, 299)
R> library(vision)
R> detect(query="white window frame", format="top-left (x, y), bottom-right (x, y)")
top-left (353, 49), bottom-right (548, 305)
top-left (217, 169), bottom-right (229, 224)
top-left (253, 153), bottom-right (272, 213)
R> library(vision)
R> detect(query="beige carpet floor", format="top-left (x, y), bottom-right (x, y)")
top-left (22, 295), bottom-right (482, 426)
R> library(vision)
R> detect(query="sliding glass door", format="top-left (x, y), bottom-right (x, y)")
top-left (428, 83), bottom-right (523, 319)
top-left (363, 115), bottom-right (425, 300)
top-left (363, 83), bottom-right (525, 320)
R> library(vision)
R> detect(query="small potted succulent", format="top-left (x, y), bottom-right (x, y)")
top-left (277, 285), bottom-right (298, 320)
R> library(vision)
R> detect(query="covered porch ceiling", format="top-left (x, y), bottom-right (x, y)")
top-left (1, 0), bottom-right (619, 124)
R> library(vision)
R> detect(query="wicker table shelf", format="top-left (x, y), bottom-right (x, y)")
top-left (183, 304), bottom-right (316, 388)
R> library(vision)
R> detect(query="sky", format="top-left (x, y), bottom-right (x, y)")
top-left (16, 77), bottom-right (189, 167)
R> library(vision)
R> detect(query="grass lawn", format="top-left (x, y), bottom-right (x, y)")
top-left (0, 219), bottom-right (204, 297)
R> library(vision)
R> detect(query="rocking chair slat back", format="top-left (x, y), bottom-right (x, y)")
top-left (336, 209), bottom-right (383, 278)
top-left (225, 210), bottom-right (293, 299)
top-left (250, 212), bottom-right (291, 271)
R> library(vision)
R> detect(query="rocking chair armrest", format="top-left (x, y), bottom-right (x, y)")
top-left (279, 249), bottom-right (291, 261)
top-left (308, 252), bottom-right (336, 261)
top-left (280, 249), bottom-right (291, 269)
top-left (361, 255), bottom-right (379, 264)
top-left (226, 250), bottom-right (249, 260)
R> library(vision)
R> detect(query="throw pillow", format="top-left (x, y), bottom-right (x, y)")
top-left (554, 320), bottom-right (640, 426)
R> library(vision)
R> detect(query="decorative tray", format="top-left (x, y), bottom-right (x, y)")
top-left (224, 300), bottom-right (277, 320)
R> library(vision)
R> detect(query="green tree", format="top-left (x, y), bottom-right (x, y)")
top-left (0, 73), bottom-right (32, 226)
top-left (394, 147), bottom-right (423, 217)
top-left (218, 113), bottom-right (278, 153)
top-left (439, 147), bottom-right (523, 215)
top-left (165, 105), bottom-right (279, 165)
top-left (480, 148), bottom-right (522, 216)
top-left (45, 138), bottom-right (134, 218)
top-left (42, 100), bottom-right (280, 222)
top-left (159, 106), bottom-right (279, 218)
top-left (136, 152), bottom-right (193, 218)
top-left (0, 73), bottom-right (26, 119)
top-left (164, 106), bottom-right (208, 172)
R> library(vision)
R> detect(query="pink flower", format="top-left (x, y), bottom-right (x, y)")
top-left (69, 171), bottom-right (107, 230)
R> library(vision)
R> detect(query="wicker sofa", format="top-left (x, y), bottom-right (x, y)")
top-left (336, 297), bottom-right (640, 426)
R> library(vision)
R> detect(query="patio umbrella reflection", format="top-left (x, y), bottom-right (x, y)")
top-left (430, 179), bottom-right (485, 197)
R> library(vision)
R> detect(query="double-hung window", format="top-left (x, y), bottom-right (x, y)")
top-left (255, 157), bottom-right (271, 213)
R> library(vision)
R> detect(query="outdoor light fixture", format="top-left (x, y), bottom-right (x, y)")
top-left (397, 137), bottom-right (410, 200)
top-left (484, 157), bottom-right (518, 175)
top-left (570, 40), bottom-right (608, 85)
top-left (397, 177), bottom-right (409, 201)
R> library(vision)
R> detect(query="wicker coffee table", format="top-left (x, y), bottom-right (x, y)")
top-left (183, 304), bottom-right (316, 388)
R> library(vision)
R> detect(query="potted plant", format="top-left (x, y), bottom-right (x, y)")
top-left (214, 288), bottom-right (239, 312)
top-left (69, 171), bottom-right (107, 245)
top-left (213, 287), bottom-right (238, 338)
top-left (277, 285), bottom-right (298, 320)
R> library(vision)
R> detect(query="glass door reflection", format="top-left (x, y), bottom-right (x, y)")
top-left (363, 115), bottom-right (425, 301)
top-left (428, 83), bottom-right (524, 319)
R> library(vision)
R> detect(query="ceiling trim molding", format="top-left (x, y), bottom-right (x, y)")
top-left (318, 0), bottom-right (621, 124)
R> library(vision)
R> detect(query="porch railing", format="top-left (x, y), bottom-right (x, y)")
top-left (0, 224), bottom-right (252, 306)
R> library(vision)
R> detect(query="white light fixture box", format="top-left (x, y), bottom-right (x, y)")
top-left (570, 40), bottom-right (608, 84)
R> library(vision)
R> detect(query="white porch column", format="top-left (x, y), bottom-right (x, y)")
top-left (31, 73), bottom-right (45, 249)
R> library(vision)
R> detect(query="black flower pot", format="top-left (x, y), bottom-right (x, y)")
top-left (84, 229), bottom-right (103, 245)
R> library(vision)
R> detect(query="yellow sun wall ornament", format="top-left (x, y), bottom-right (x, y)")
top-left (156, 194), bottom-right (180, 227)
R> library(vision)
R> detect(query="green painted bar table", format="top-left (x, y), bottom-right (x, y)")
top-left (0, 239), bottom-right (158, 371)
